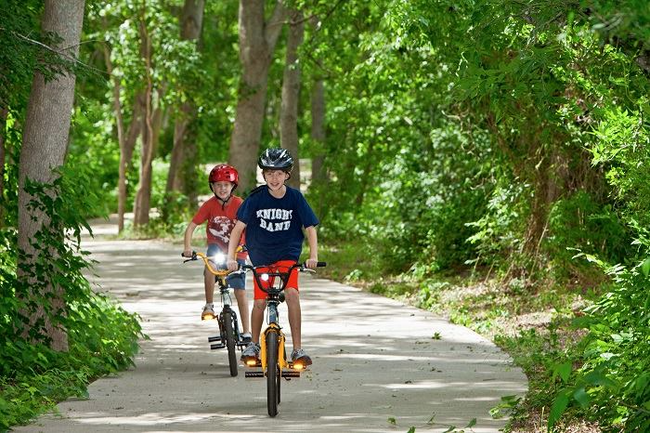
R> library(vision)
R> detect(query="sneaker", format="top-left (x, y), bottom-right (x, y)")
top-left (291, 348), bottom-right (312, 367)
top-left (201, 303), bottom-right (216, 321)
top-left (241, 342), bottom-right (260, 364)
top-left (241, 332), bottom-right (252, 344)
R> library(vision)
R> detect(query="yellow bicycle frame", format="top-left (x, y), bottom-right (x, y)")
top-left (260, 323), bottom-right (289, 371)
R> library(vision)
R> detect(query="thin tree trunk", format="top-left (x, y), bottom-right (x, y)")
top-left (17, 0), bottom-right (85, 352)
top-left (228, 0), bottom-right (286, 191)
top-left (133, 10), bottom-right (166, 227)
top-left (167, 102), bottom-right (190, 193)
top-left (103, 42), bottom-right (143, 232)
top-left (280, 9), bottom-right (304, 190)
top-left (134, 88), bottom-right (165, 226)
top-left (166, 0), bottom-right (204, 200)
top-left (118, 94), bottom-right (143, 230)
top-left (310, 79), bottom-right (326, 185)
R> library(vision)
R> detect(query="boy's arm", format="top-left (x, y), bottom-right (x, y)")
top-left (183, 222), bottom-right (198, 257)
top-left (227, 221), bottom-right (247, 270)
top-left (304, 225), bottom-right (318, 269)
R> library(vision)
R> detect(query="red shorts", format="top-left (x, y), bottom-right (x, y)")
top-left (253, 260), bottom-right (299, 300)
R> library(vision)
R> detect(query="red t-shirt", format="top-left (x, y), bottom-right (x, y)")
top-left (192, 196), bottom-right (247, 260)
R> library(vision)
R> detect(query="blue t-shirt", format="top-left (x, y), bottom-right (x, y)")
top-left (237, 186), bottom-right (319, 266)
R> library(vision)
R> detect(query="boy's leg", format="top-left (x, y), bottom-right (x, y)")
top-left (251, 299), bottom-right (266, 343)
top-left (227, 258), bottom-right (250, 336)
top-left (284, 288), bottom-right (301, 350)
top-left (200, 269), bottom-right (217, 320)
top-left (203, 269), bottom-right (215, 303)
top-left (233, 289), bottom-right (250, 334)
top-left (241, 298), bottom-right (265, 362)
top-left (204, 244), bottom-right (218, 304)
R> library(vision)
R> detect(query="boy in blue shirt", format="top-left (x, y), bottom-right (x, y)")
top-left (227, 148), bottom-right (319, 366)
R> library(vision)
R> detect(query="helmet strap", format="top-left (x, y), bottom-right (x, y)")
top-left (210, 182), bottom-right (232, 210)
top-left (214, 193), bottom-right (232, 210)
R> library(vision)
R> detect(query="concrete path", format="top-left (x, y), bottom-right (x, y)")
top-left (13, 219), bottom-right (527, 433)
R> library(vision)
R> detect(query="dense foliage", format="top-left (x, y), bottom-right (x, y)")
top-left (0, 165), bottom-right (142, 430)
top-left (306, 0), bottom-right (650, 430)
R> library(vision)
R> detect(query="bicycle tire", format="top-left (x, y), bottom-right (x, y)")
top-left (278, 346), bottom-right (285, 404)
top-left (266, 331), bottom-right (279, 417)
top-left (222, 307), bottom-right (238, 377)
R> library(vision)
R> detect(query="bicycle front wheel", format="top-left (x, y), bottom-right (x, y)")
top-left (222, 307), bottom-right (238, 377)
top-left (266, 331), bottom-right (279, 417)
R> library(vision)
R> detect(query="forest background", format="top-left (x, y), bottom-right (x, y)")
top-left (1, 0), bottom-right (649, 431)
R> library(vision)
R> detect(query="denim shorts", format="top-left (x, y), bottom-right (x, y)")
top-left (206, 244), bottom-right (246, 290)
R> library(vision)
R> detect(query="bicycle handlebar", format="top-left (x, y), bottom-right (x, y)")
top-left (240, 262), bottom-right (326, 294)
top-left (182, 251), bottom-right (235, 277)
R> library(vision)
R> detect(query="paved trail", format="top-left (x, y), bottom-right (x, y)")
top-left (14, 220), bottom-right (527, 433)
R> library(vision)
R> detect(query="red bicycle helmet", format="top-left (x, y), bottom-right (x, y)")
top-left (209, 164), bottom-right (239, 187)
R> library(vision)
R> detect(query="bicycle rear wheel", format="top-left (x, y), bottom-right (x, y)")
top-left (222, 307), bottom-right (238, 377)
top-left (266, 331), bottom-right (279, 417)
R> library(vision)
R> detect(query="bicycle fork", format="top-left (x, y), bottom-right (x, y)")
top-left (245, 324), bottom-right (300, 379)
top-left (260, 324), bottom-right (287, 370)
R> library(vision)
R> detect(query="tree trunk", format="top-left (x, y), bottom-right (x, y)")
top-left (228, 0), bottom-right (286, 191)
top-left (280, 9), bottom-right (304, 190)
top-left (103, 42), bottom-right (143, 233)
top-left (310, 79), bottom-right (326, 185)
top-left (17, 0), bottom-right (85, 352)
top-left (134, 87), bottom-right (165, 226)
top-left (166, 0), bottom-right (204, 201)
top-left (167, 102), bottom-right (190, 193)
top-left (118, 93), bottom-right (144, 231)
top-left (133, 11), bottom-right (166, 227)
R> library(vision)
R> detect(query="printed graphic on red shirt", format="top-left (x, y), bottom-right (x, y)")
top-left (208, 216), bottom-right (236, 244)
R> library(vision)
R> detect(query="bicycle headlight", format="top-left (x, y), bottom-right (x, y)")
top-left (211, 253), bottom-right (226, 264)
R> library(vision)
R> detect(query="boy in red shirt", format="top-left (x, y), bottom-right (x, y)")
top-left (183, 164), bottom-right (251, 341)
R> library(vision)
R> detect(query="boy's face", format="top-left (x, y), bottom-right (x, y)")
top-left (210, 181), bottom-right (235, 200)
top-left (263, 169), bottom-right (289, 191)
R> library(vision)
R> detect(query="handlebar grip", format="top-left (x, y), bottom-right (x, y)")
top-left (317, 261), bottom-right (327, 267)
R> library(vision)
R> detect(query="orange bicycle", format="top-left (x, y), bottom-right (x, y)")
top-left (240, 261), bottom-right (326, 417)
top-left (183, 251), bottom-right (247, 376)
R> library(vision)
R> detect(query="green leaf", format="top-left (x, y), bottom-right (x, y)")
top-left (572, 387), bottom-right (590, 408)
top-left (548, 391), bottom-right (570, 431)
top-left (641, 257), bottom-right (650, 277)
top-left (552, 361), bottom-right (572, 383)
top-left (584, 370), bottom-right (617, 388)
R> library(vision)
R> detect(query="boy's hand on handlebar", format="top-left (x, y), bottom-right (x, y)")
top-left (305, 258), bottom-right (319, 269)
top-left (226, 258), bottom-right (239, 271)
top-left (182, 249), bottom-right (193, 258)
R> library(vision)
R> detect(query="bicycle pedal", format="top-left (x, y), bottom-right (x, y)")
top-left (210, 343), bottom-right (225, 350)
top-left (208, 336), bottom-right (221, 343)
top-left (282, 370), bottom-right (300, 378)
top-left (245, 371), bottom-right (264, 378)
